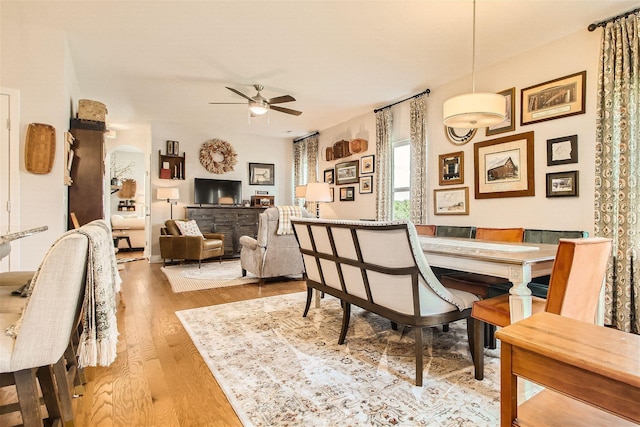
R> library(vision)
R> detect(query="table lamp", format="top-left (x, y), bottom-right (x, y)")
top-left (157, 187), bottom-right (180, 219)
top-left (305, 182), bottom-right (331, 218)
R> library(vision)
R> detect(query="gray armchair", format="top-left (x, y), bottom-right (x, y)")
top-left (239, 206), bottom-right (313, 281)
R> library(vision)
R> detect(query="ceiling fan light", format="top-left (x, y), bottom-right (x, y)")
top-left (249, 100), bottom-right (268, 115)
top-left (442, 92), bottom-right (506, 128)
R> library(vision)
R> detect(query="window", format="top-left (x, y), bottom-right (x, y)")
top-left (392, 140), bottom-right (411, 220)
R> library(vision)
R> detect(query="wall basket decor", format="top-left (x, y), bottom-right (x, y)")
top-left (199, 138), bottom-right (237, 174)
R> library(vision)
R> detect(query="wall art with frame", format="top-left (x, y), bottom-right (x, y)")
top-left (474, 131), bottom-right (535, 199)
top-left (546, 171), bottom-right (579, 197)
top-left (547, 135), bottom-right (578, 166)
top-left (521, 71), bottom-right (586, 126)
top-left (438, 151), bottom-right (464, 186)
top-left (360, 155), bottom-right (375, 174)
top-left (339, 186), bottom-right (355, 201)
top-left (434, 187), bottom-right (469, 215)
top-left (335, 160), bottom-right (359, 185)
top-left (486, 87), bottom-right (516, 136)
top-left (249, 162), bottom-right (275, 185)
top-left (324, 168), bottom-right (334, 184)
top-left (359, 176), bottom-right (373, 194)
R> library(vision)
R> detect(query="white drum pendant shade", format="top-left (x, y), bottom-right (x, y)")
top-left (443, 92), bottom-right (506, 128)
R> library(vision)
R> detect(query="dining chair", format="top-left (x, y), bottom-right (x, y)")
top-left (470, 237), bottom-right (612, 380)
top-left (414, 224), bottom-right (436, 236)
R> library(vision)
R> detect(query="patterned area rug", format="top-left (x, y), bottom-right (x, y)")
top-left (161, 259), bottom-right (260, 292)
top-left (177, 292), bottom-right (502, 426)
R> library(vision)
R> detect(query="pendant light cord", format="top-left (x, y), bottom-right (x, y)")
top-left (471, 0), bottom-right (476, 94)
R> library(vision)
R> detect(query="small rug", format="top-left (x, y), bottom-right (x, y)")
top-left (161, 259), bottom-right (260, 292)
top-left (177, 292), bottom-right (502, 426)
top-left (116, 256), bottom-right (146, 264)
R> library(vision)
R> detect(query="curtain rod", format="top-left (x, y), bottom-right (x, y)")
top-left (293, 131), bottom-right (319, 143)
top-left (374, 88), bottom-right (431, 113)
top-left (588, 6), bottom-right (640, 31)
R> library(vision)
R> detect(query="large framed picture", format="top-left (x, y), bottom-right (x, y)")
top-left (249, 162), bottom-right (275, 185)
top-left (521, 71), bottom-right (586, 126)
top-left (438, 151), bottom-right (464, 185)
top-left (474, 131), bottom-right (535, 199)
top-left (546, 171), bottom-right (579, 197)
top-left (547, 135), bottom-right (578, 166)
top-left (486, 87), bottom-right (515, 136)
top-left (434, 187), bottom-right (469, 215)
top-left (335, 160), bottom-right (359, 185)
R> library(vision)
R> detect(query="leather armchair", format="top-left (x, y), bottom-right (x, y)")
top-left (159, 220), bottom-right (224, 267)
top-left (239, 207), bottom-right (313, 281)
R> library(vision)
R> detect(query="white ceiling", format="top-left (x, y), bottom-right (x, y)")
top-left (5, 1), bottom-right (638, 139)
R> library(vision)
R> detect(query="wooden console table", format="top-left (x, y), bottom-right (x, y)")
top-left (496, 312), bottom-right (640, 427)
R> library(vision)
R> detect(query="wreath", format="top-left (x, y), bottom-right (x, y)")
top-left (199, 139), bottom-right (237, 174)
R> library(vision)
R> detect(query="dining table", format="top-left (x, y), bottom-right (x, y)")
top-left (418, 235), bottom-right (558, 323)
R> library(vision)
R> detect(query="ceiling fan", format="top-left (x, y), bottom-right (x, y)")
top-left (209, 84), bottom-right (302, 116)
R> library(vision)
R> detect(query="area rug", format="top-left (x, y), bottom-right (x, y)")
top-left (116, 256), bottom-right (146, 264)
top-left (176, 292), bottom-right (502, 426)
top-left (161, 259), bottom-right (260, 292)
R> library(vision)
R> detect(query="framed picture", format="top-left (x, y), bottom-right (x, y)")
top-left (172, 140), bottom-right (180, 155)
top-left (547, 135), bottom-right (578, 166)
top-left (521, 71), bottom-right (586, 126)
top-left (335, 160), bottom-right (359, 185)
top-left (438, 151), bottom-right (464, 186)
top-left (324, 168), bottom-right (334, 184)
top-left (166, 140), bottom-right (174, 155)
top-left (474, 131), bottom-right (535, 199)
top-left (249, 162), bottom-right (275, 185)
top-left (339, 186), bottom-right (355, 201)
top-left (359, 176), bottom-right (373, 194)
top-left (486, 87), bottom-right (515, 136)
top-left (434, 187), bottom-right (469, 215)
top-left (546, 171), bottom-right (579, 197)
top-left (360, 155), bottom-right (375, 174)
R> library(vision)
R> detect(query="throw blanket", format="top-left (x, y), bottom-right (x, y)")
top-left (276, 206), bottom-right (302, 235)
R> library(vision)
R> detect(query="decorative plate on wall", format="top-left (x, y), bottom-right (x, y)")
top-left (444, 126), bottom-right (477, 146)
top-left (199, 139), bottom-right (237, 174)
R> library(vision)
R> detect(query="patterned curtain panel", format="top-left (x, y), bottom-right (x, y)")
top-left (375, 109), bottom-right (393, 221)
top-left (594, 12), bottom-right (640, 334)
top-left (293, 133), bottom-right (319, 207)
top-left (409, 94), bottom-right (428, 224)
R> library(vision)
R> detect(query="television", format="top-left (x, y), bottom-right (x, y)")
top-left (194, 178), bottom-right (242, 205)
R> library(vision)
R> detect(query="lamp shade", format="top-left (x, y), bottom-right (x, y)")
top-left (305, 182), bottom-right (331, 202)
top-left (295, 185), bottom-right (307, 198)
top-left (157, 187), bottom-right (179, 201)
top-left (442, 92), bottom-right (506, 128)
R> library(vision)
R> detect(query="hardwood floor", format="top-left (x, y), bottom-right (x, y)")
top-left (2, 257), bottom-right (306, 427)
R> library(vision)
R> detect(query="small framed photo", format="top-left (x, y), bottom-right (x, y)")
top-left (324, 168), bottom-right (334, 184)
top-left (335, 160), bottom-right (359, 185)
top-left (249, 163), bottom-right (275, 186)
top-left (521, 71), bottom-right (586, 126)
top-left (339, 186), bottom-right (355, 201)
top-left (329, 187), bottom-right (334, 202)
top-left (166, 140), bottom-right (174, 155)
top-left (546, 171), bottom-right (579, 197)
top-left (438, 151), bottom-right (464, 186)
top-left (547, 135), bottom-right (578, 166)
top-left (434, 187), bottom-right (469, 215)
top-left (486, 87), bottom-right (515, 136)
top-left (172, 140), bottom-right (180, 155)
top-left (359, 176), bottom-right (373, 194)
top-left (360, 155), bottom-right (375, 174)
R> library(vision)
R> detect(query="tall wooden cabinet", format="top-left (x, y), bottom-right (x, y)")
top-left (68, 119), bottom-right (105, 229)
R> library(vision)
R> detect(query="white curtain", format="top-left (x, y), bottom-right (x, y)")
top-left (594, 12), bottom-right (640, 333)
top-left (375, 109), bottom-right (393, 221)
top-left (293, 133), bottom-right (319, 207)
top-left (409, 94), bottom-right (428, 224)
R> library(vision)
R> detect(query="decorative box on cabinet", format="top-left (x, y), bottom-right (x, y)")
top-left (250, 195), bottom-right (274, 207)
top-left (186, 206), bottom-right (266, 257)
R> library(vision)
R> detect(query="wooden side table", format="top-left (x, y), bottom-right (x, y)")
top-left (496, 312), bottom-right (640, 427)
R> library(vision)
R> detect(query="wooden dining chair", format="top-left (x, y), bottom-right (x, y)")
top-left (474, 227), bottom-right (524, 242)
top-left (414, 224), bottom-right (436, 236)
top-left (470, 237), bottom-right (612, 380)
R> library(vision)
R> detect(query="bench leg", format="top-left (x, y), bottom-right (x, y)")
top-left (415, 327), bottom-right (423, 387)
top-left (302, 287), bottom-right (313, 317)
top-left (338, 302), bottom-right (351, 345)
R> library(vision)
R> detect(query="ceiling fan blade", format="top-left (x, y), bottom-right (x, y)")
top-left (271, 105), bottom-right (302, 116)
top-left (225, 86), bottom-right (254, 101)
top-left (268, 95), bottom-right (296, 104)
top-left (208, 102), bottom-right (246, 105)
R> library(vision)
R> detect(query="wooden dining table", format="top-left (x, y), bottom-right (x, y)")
top-left (418, 235), bottom-right (558, 323)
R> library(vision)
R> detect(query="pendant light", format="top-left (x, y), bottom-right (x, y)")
top-left (443, 0), bottom-right (505, 128)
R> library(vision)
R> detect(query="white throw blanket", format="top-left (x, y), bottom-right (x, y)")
top-left (276, 206), bottom-right (302, 235)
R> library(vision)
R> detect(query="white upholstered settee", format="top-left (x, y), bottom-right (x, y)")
top-left (110, 214), bottom-right (145, 249)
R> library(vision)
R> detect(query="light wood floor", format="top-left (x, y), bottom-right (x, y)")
top-left (2, 256), bottom-right (306, 427)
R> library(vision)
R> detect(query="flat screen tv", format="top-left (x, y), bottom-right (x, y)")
top-left (194, 178), bottom-right (242, 205)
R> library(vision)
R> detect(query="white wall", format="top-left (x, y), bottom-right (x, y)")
top-left (148, 122), bottom-right (293, 261)
top-left (318, 28), bottom-right (600, 235)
